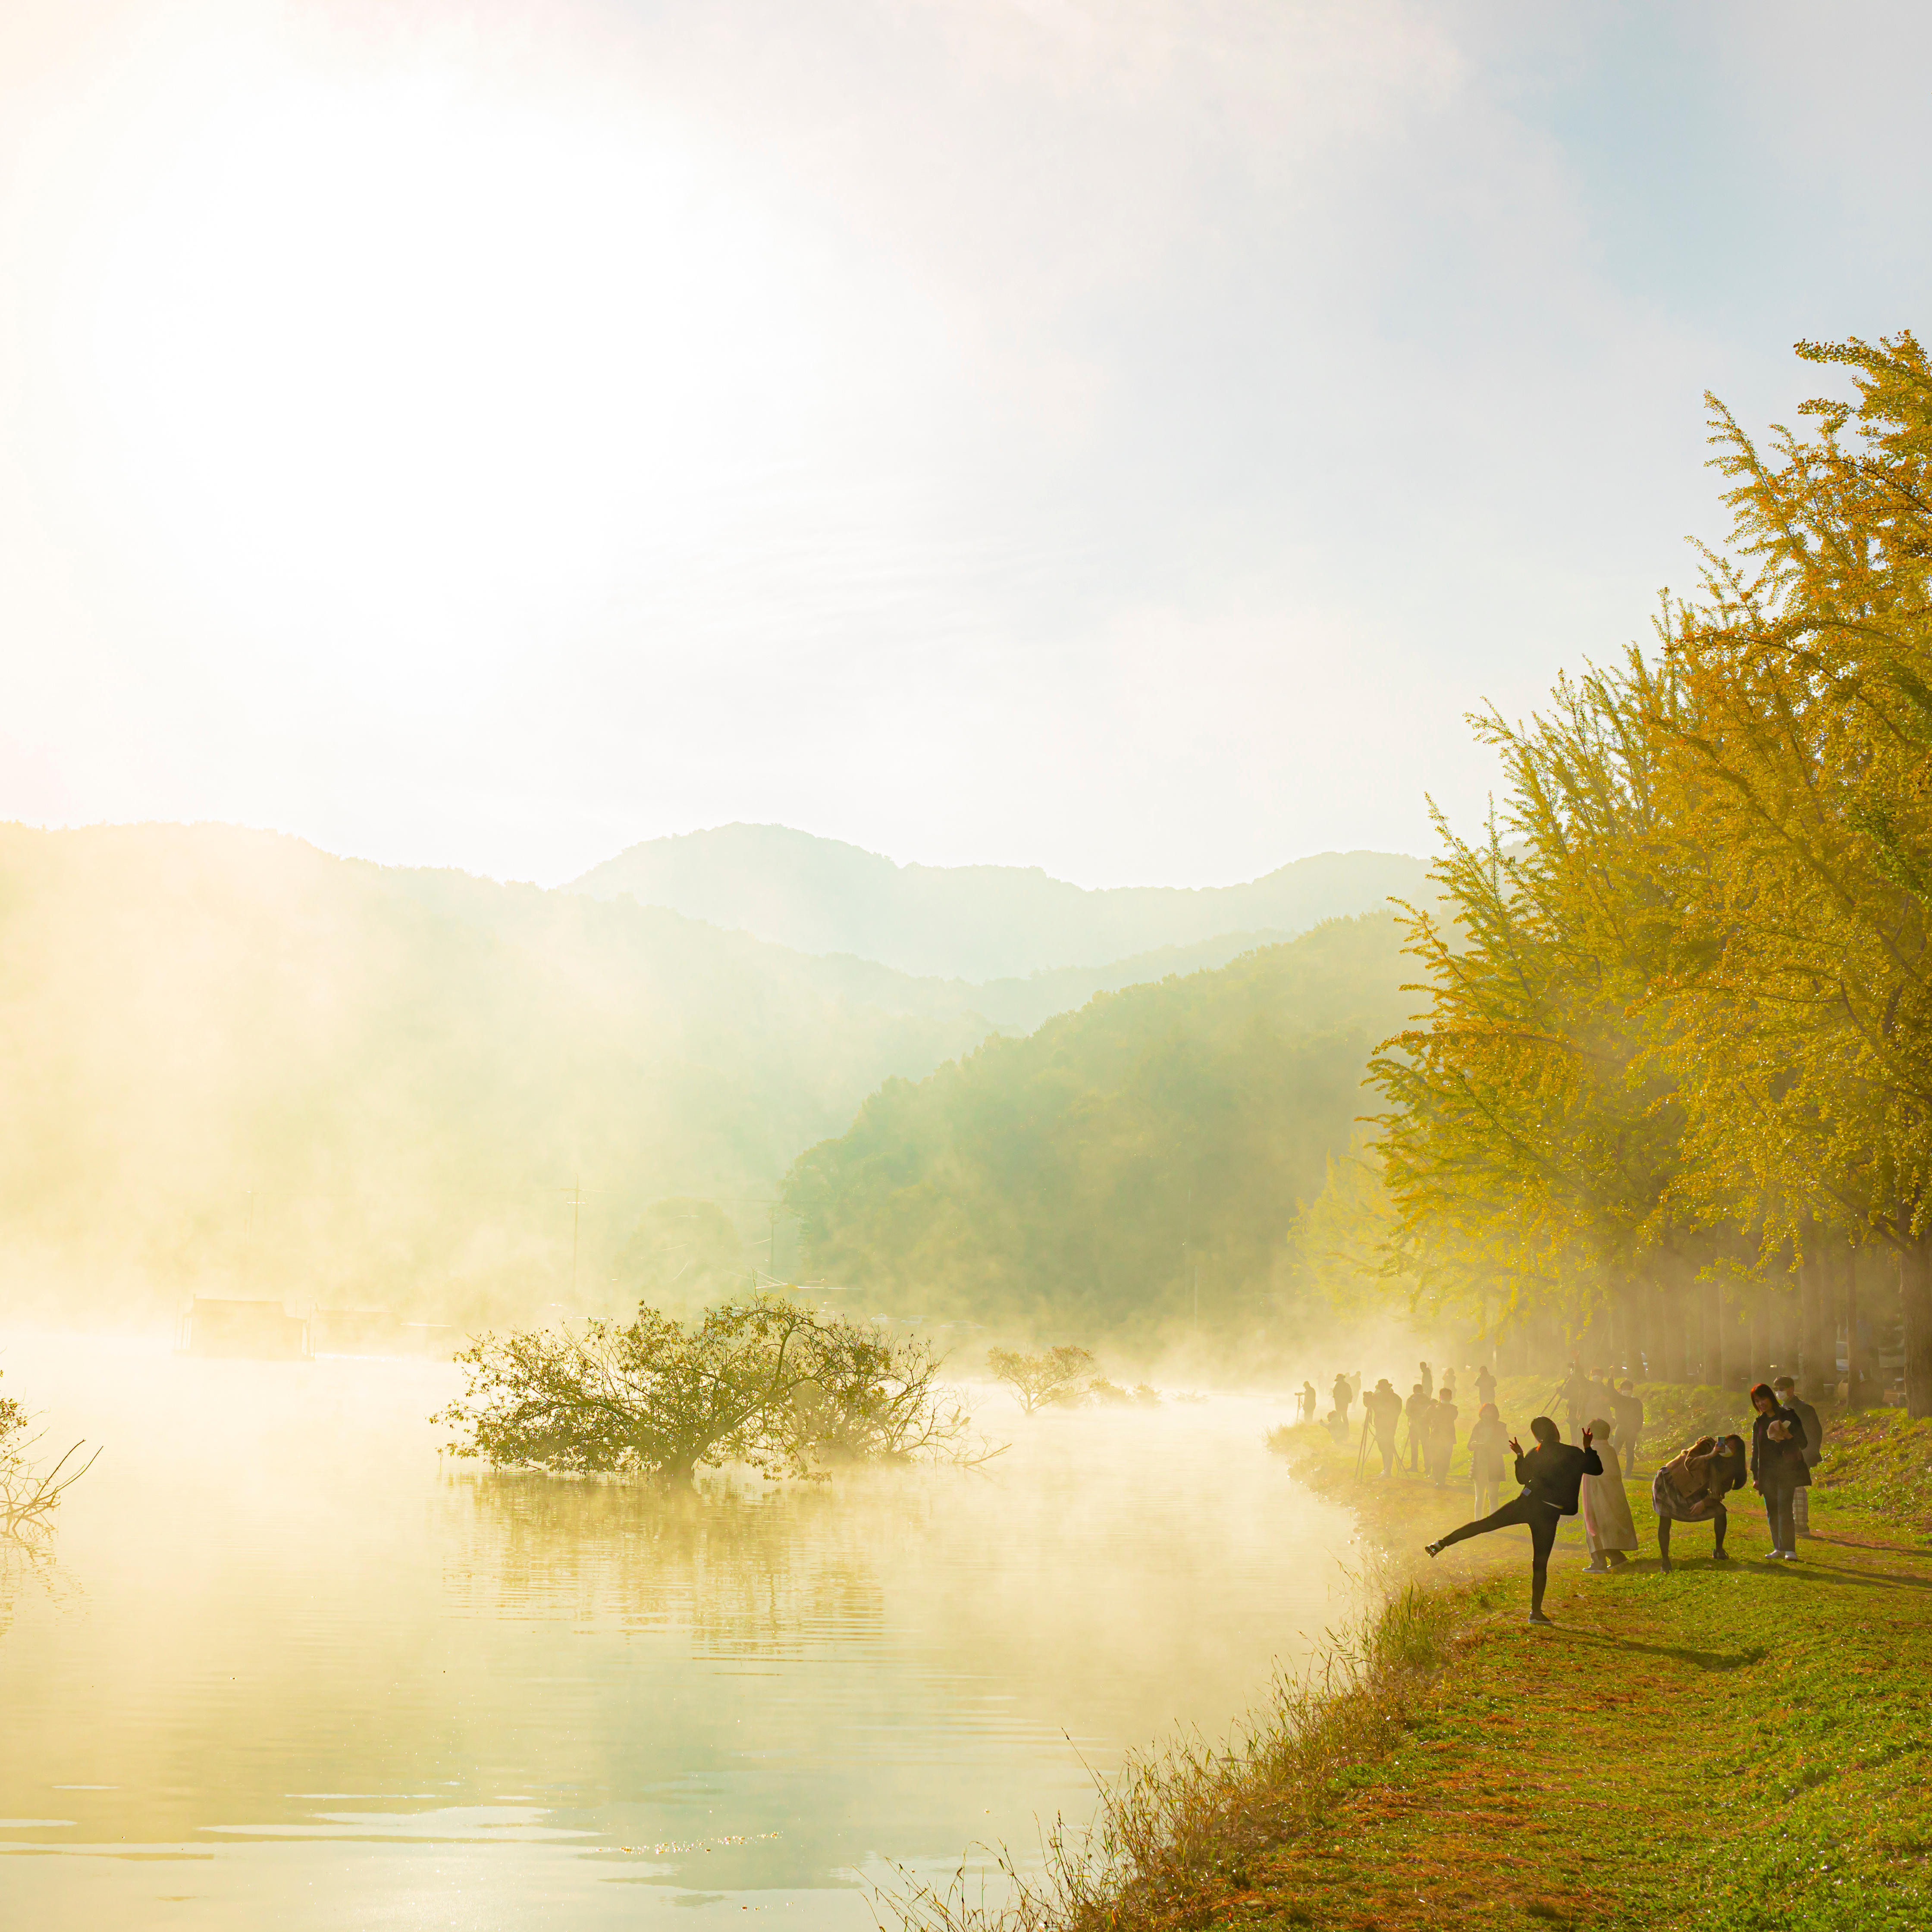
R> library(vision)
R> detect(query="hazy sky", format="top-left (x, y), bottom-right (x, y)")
top-left (4, 0), bottom-right (1930, 888)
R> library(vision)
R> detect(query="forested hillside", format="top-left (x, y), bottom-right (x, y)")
top-left (0, 824), bottom-right (994, 1326)
top-left (782, 915), bottom-right (1411, 1343)
top-left (573, 824), bottom-right (1424, 979)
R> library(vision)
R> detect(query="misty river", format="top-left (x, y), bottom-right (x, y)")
top-left (1, 1333), bottom-right (1366, 1932)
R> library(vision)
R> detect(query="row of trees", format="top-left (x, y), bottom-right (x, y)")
top-left (1351, 332), bottom-right (1932, 1417)
top-left (434, 1294), bottom-right (974, 1484)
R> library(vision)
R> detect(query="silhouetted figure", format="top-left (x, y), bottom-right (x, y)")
top-left (1440, 1363), bottom-right (1458, 1400)
top-left (1418, 1359), bottom-right (1434, 1399)
top-left (1367, 1377), bottom-right (1404, 1476)
top-left (1404, 1381), bottom-right (1430, 1472)
top-left (1298, 1379), bottom-right (1318, 1425)
top-left (1772, 1374), bottom-right (1822, 1537)
top-left (1611, 1378), bottom-right (1644, 1468)
top-left (1474, 1362), bottom-right (1497, 1409)
top-left (1581, 1415), bottom-right (1637, 1571)
top-left (1425, 1416), bottom-right (1602, 1623)
top-left (1467, 1401), bottom-right (1508, 1515)
top-left (1750, 1381), bottom-right (1810, 1560)
top-left (1424, 1387), bottom-right (1459, 1487)
top-left (1330, 1372), bottom-right (1352, 1427)
top-left (1652, 1434), bottom-right (1747, 1571)
top-left (1557, 1359), bottom-right (1590, 1443)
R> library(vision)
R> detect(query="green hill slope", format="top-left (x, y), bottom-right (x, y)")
top-left (781, 914), bottom-right (1413, 1344)
top-left (0, 823), bottom-right (996, 1326)
top-left (571, 823), bottom-right (1426, 979)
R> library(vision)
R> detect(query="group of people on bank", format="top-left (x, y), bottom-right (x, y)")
top-left (1301, 1363), bottom-right (1827, 1623)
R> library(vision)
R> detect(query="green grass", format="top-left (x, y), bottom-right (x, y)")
top-left (901, 1397), bottom-right (1932, 1932)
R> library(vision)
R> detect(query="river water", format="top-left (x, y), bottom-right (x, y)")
top-left (0, 1331), bottom-right (1364, 1931)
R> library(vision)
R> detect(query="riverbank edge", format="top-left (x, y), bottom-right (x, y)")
top-left (893, 1450), bottom-right (1515, 1932)
top-left (895, 1408), bottom-right (1932, 1932)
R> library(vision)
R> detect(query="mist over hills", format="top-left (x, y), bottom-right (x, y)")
top-left (2, 821), bottom-right (1419, 1342)
top-left (0, 823), bottom-right (994, 1326)
top-left (571, 824), bottom-right (1426, 980)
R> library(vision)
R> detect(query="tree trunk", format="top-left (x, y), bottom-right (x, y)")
top-left (1900, 1241), bottom-right (1932, 1421)
top-left (1655, 1275), bottom-right (1683, 1383)
top-left (1704, 1279), bottom-right (1725, 1389)
top-left (1845, 1254), bottom-right (1865, 1410)
top-left (1747, 1292), bottom-right (1768, 1391)
top-left (1798, 1252), bottom-right (1827, 1396)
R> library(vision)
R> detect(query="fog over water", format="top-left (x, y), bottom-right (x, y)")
top-left (0, 1331), bottom-right (1362, 1932)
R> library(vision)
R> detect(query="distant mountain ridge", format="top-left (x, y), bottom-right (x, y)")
top-left (570, 825), bottom-right (1427, 979)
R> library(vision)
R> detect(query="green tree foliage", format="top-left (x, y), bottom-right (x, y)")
top-left (433, 1294), bottom-right (967, 1484)
top-left (783, 916), bottom-right (1412, 1342)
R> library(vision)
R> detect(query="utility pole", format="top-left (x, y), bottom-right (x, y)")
top-left (558, 1176), bottom-right (587, 1302)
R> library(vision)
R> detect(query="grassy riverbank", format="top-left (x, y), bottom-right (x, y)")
top-left (911, 1399), bottom-right (1932, 1932)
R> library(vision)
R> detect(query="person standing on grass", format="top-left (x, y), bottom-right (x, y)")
top-left (1368, 1377), bottom-right (1404, 1475)
top-left (1750, 1381), bottom-right (1810, 1561)
top-left (1475, 1361), bottom-right (1497, 1409)
top-left (1772, 1374), bottom-right (1823, 1538)
top-left (1653, 1434), bottom-right (1747, 1571)
top-left (1330, 1371), bottom-right (1352, 1428)
top-left (1424, 1416), bottom-right (1602, 1625)
top-left (1612, 1378), bottom-right (1645, 1468)
top-left (1425, 1385), bottom-right (1460, 1487)
top-left (1419, 1360), bottom-right (1433, 1399)
top-left (1557, 1360), bottom-right (1590, 1442)
top-left (1467, 1400), bottom-right (1509, 1515)
top-left (1581, 1415), bottom-right (1639, 1571)
top-left (1404, 1380), bottom-right (1431, 1473)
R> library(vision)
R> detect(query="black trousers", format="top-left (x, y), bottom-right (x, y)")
top-left (1761, 1472), bottom-right (1801, 1554)
top-left (1436, 1492), bottom-right (1562, 1612)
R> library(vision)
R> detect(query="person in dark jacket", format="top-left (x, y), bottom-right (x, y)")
top-left (1772, 1374), bottom-right (1823, 1538)
top-left (1424, 1415), bottom-right (1602, 1624)
top-left (1367, 1378), bottom-right (1404, 1475)
top-left (1475, 1362), bottom-right (1497, 1408)
top-left (1611, 1378), bottom-right (1645, 1468)
top-left (1750, 1381), bottom-right (1810, 1560)
top-left (1330, 1371), bottom-right (1353, 1424)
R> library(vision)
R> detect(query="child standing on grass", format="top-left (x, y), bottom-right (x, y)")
top-left (1581, 1415), bottom-right (1639, 1571)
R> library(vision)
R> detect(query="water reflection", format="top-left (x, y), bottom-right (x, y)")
top-left (0, 1332), bottom-right (1363, 1932)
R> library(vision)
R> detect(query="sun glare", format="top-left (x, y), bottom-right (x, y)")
top-left (65, 45), bottom-right (847, 658)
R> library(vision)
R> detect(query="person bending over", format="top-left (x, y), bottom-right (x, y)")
top-left (1424, 1415), bottom-right (1601, 1625)
top-left (1652, 1434), bottom-right (1747, 1571)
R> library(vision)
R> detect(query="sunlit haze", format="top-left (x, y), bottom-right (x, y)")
top-left (7, 0), bottom-right (1932, 883)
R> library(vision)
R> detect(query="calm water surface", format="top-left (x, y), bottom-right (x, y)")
top-left (0, 1331), bottom-right (1364, 1930)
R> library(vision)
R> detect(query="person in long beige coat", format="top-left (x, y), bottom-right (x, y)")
top-left (1581, 1413), bottom-right (1640, 1570)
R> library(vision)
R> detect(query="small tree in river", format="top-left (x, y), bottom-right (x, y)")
top-left (986, 1344), bottom-right (1095, 1414)
top-left (434, 1295), bottom-right (970, 1483)
top-left (0, 1368), bottom-right (100, 1550)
